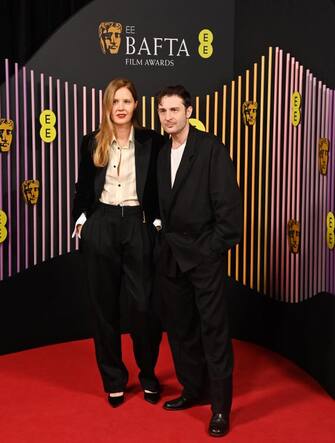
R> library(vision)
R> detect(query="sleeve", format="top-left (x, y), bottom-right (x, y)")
top-left (209, 140), bottom-right (243, 254)
top-left (72, 134), bottom-right (96, 222)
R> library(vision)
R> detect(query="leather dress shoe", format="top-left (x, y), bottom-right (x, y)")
top-left (208, 413), bottom-right (230, 437)
top-left (144, 391), bottom-right (161, 404)
top-left (107, 394), bottom-right (124, 408)
top-left (163, 396), bottom-right (197, 411)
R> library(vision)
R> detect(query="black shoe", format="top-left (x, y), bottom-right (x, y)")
top-left (163, 396), bottom-right (197, 411)
top-left (107, 394), bottom-right (124, 408)
top-left (144, 391), bottom-right (161, 404)
top-left (208, 413), bottom-right (230, 437)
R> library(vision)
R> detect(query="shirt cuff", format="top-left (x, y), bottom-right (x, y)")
top-left (72, 213), bottom-right (87, 238)
top-left (153, 219), bottom-right (162, 231)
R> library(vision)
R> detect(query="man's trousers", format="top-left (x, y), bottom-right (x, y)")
top-left (159, 247), bottom-right (233, 415)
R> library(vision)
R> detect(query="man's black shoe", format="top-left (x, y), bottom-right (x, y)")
top-left (144, 391), bottom-right (161, 404)
top-left (208, 413), bottom-right (230, 437)
top-left (163, 396), bottom-right (197, 411)
top-left (107, 394), bottom-right (124, 408)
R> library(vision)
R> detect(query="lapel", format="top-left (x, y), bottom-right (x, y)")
top-left (94, 165), bottom-right (107, 199)
top-left (90, 134), bottom-right (107, 199)
top-left (134, 130), bottom-right (152, 203)
top-left (165, 126), bottom-right (198, 216)
top-left (159, 139), bottom-right (172, 193)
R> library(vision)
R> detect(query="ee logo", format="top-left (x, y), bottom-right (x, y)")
top-left (39, 110), bottom-right (57, 143)
top-left (198, 29), bottom-right (213, 59)
top-left (189, 118), bottom-right (206, 132)
top-left (326, 212), bottom-right (335, 250)
top-left (291, 91), bottom-right (301, 127)
top-left (0, 209), bottom-right (8, 243)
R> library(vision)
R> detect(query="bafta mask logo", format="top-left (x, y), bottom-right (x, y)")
top-left (319, 138), bottom-right (329, 176)
top-left (0, 118), bottom-right (14, 153)
top-left (242, 101), bottom-right (258, 126)
top-left (22, 179), bottom-right (40, 205)
top-left (288, 219), bottom-right (300, 254)
top-left (99, 22), bottom-right (122, 54)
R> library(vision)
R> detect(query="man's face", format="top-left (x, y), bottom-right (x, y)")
top-left (319, 138), bottom-right (329, 175)
top-left (157, 95), bottom-right (192, 136)
top-left (110, 87), bottom-right (137, 127)
top-left (0, 119), bottom-right (14, 152)
top-left (242, 101), bottom-right (258, 126)
top-left (99, 22), bottom-right (122, 54)
top-left (288, 220), bottom-right (300, 254)
top-left (22, 180), bottom-right (40, 205)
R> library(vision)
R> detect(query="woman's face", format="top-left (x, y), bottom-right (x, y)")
top-left (110, 86), bottom-right (137, 127)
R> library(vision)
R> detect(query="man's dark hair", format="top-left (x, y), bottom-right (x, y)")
top-left (156, 85), bottom-right (192, 108)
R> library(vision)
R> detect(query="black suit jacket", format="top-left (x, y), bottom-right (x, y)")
top-left (157, 126), bottom-right (242, 272)
top-left (72, 127), bottom-right (165, 223)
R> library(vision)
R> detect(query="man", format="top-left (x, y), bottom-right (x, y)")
top-left (155, 85), bottom-right (242, 437)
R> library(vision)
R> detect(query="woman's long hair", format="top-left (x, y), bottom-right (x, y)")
top-left (93, 78), bottom-right (140, 167)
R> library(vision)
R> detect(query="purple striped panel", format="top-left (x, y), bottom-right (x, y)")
top-left (5, 59), bottom-right (12, 277)
top-left (286, 57), bottom-right (295, 302)
top-left (321, 87), bottom-right (328, 292)
top-left (23, 67), bottom-right (29, 269)
top-left (15, 63), bottom-right (20, 274)
top-left (0, 64), bottom-right (2, 280)
top-left (301, 71), bottom-right (311, 299)
top-left (65, 82), bottom-right (71, 253)
top-left (307, 74), bottom-right (314, 299)
top-left (291, 61), bottom-right (298, 302)
top-left (40, 74), bottom-right (46, 262)
top-left (73, 84), bottom-right (79, 251)
top-left (30, 70), bottom-right (37, 265)
top-left (281, 53), bottom-right (290, 299)
top-left (49, 76), bottom-right (54, 259)
top-left (275, 49), bottom-right (283, 297)
top-left (270, 47), bottom-right (279, 298)
top-left (318, 84), bottom-right (325, 293)
top-left (325, 90), bottom-right (331, 292)
top-left (57, 79), bottom-right (63, 256)
top-left (331, 91), bottom-right (335, 294)
top-left (315, 82), bottom-right (322, 295)
top-left (309, 77), bottom-right (317, 298)
top-left (296, 65), bottom-right (303, 301)
top-left (325, 89), bottom-right (330, 292)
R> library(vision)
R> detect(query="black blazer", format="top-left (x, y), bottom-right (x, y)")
top-left (157, 126), bottom-right (242, 272)
top-left (72, 127), bottom-right (165, 223)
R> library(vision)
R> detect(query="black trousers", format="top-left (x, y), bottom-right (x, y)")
top-left (159, 243), bottom-right (233, 415)
top-left (81, 203), bottom-right (161, 393)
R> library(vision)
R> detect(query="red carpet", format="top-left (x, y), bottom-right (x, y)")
top-left (0, 334), bottom-right (334, 442)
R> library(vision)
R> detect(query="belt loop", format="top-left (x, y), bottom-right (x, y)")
top-left (142, 211), bottom-right (146, 223)
top-left (121, 205), bottom-right (124, 217)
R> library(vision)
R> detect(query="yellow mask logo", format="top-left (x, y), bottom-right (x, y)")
top-left (189, 118), bottom-right (206, 132)
top-left (242, 101), bottom-right (258, 126)
top-left (0, 118), bottom-right (14, 153)
top-left (99, 22), bottom-right (122, 54)
top-left (288, 219), bottom-right (300, 254)
top-left (319, 138), bottom-right (329, 176)
top-left (22, 179), bottom-right (40, 205)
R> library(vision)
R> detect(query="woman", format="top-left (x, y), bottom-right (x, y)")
top-left (72, 78), bottom-right (164, 407)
